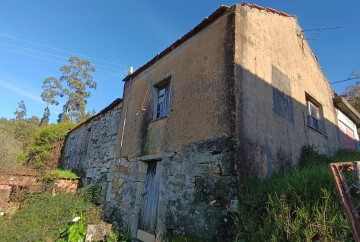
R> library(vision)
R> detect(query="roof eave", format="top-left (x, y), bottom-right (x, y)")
top-left (334, 96), bottom-right (360, 126)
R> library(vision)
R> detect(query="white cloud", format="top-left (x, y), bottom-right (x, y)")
top-left (0, 80), bottom-right (43, 103)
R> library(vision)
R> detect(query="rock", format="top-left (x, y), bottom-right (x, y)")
top-left (85, 222), bottom-right (113, 242)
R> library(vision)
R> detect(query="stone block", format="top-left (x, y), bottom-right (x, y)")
top-left (129, 213), bottom-right (139, 238)
top-left (175, 173), bottom-right (186, 180)
top-left (212, 164), bottom-right (222, 174)
top-left (85, 168), bottom-right (97, 178)
top-left (119, 165), bottom-right (131, 175)
top-left (137, 229), bottom-right (155, 242)
top-left (163, 162), bottom-right (181, 176)
top-left (100, 166), bottom-right (109, 173)
top-left (135, 182), bottom-right (144, 206)
top-left (210, 153), bottom-right (223, 163)
top-left (85, 223), bottom-right (112, 242)
top-left (196, 164), bottom-right (212, 175)
top-left (135, 173), bottom-right (146, 182)
top-left (228, 199), bottom-right (239, 212)
top-left (0, 185), bottom-right (12, 206)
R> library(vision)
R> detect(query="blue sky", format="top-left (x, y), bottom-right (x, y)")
top-left (0, 1), bottom-right (359, 123)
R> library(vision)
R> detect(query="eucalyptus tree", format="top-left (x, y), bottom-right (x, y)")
top-left (14, 100), bottom-right (27, 120)
top-left (41, 57), bottom-right (97, 123)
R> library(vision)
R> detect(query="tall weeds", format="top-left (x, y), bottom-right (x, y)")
top-left (236, 146), bottom-right (360, 241)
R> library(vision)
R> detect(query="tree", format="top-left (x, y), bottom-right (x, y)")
top-left (41, 57), bottom-right (97, 123)
top-left (14, 100), bottom-right (27, 120)
top-left (40, 107), bottom-right (50, 126)
top-left (344, 71), bottom-right (360, 113)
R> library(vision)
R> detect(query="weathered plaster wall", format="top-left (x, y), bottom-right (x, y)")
top-left (62, 100), bottom-right (122, 203)
top-left (233, 4), bottom-right (340, 178)
top-left (116, 9), bottom-right (235, 160)
top-left (337, 109), bottom-right (359, 149)
top-left (107, 8), bottom-right (238, 241)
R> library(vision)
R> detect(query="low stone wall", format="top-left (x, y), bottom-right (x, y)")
top-left (0, 171), bottom-right (79, 215)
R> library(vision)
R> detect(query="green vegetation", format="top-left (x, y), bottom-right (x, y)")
top-left (344, 71), bottom-right (360, 114)
top-left (44, 168), bottom-right (79, 180)
top-left (0, 118), bottom-right (40, 171)
top-left (14, 100), bottom-right (27, 120)
top-left (0, 187), bottom-right (131, 241)
top-left (56, 212), bottom-right (87, 242)
top-left (41, 56), bottom-right (97, 123)
top-left (26, 122), bottom-right (76, 171)
top-left (235, 146), bottom-right (360, 241)
top-left (0, 191), bottom-right (102, 241)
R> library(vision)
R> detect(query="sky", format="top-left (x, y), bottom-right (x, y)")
top-left (0, 1), bottom-right (359, 123)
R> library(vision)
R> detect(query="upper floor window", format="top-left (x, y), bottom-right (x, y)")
top-left (153, 78), bottom-right (170, 120)
top-left (306, 94), bottom-right (325, 134)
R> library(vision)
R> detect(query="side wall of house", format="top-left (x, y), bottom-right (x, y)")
top-left (61, 103), bottom-right (121, 203)
top-left (106, 9), bottom-right (238, 240)
top-left (337, 109), bottom-right (359, 149)
top-left (234, 5), bottom-right (340, 178)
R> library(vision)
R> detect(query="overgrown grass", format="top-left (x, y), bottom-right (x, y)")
top-left (236, 146), bottom-right (360, 241)
top-left (0, 190), bottom-right (103, 242)
top-left (44, 168), bottom-right (79, 180)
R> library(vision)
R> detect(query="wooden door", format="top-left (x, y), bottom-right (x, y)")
top-left (138, 161), bottom-right (161, 233)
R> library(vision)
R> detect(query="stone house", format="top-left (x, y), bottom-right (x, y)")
top-left (62, 98), bottom-right (122, 204)
top-left (61, 3), bottom-right (360, 241)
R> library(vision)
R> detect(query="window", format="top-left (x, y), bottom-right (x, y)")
top-left (153, 78), bottom-right (170, 120)
top-left (306, 94), bottom-right (325, 134)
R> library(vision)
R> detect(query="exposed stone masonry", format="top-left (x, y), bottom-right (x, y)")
top-left (105, 137), bottom-right (238, 240)
top-left (61, 99), bottom-right (122, 204)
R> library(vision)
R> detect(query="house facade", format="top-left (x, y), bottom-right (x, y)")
top-left (334, 96), bottom-right (360, 150)
top-left (61, 3), bottom-right (360, 241)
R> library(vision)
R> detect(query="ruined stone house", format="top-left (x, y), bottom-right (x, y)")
top-left (61, 3), bottom-right (360, 241)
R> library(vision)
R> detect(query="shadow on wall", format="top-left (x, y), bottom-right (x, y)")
top-left (234, 63), bottom-right (343, 179)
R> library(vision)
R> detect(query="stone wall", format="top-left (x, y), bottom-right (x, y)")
top-left (58, 4), bottom-right (352, 241)
top-left (61, 99), bottom-right (122, 203)
top-left (0, 172), bottom-right (42, 215)
top-left (0, 171), bottom-right (79, 215)
top-left (105, 137), bottom-right (238, 240)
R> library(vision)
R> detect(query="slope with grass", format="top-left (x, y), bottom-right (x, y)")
top-left (235, 146), bottom-right (360, 241)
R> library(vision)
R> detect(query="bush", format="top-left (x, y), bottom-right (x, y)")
top-left (235, 147), bottom-right (360, 241)
top-left (0, 191), bottom-right (103, 241)
top-left (26, 122), bottom-right (76, 171)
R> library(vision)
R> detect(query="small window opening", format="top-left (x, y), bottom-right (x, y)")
top-left (153, 78), bottom-right (170, 120)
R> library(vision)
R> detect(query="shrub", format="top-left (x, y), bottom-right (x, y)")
top-left (235, 147), bottom-right (360, 241)
top-left (0, 191), bottom-right (103, 241)
top-left (26, 122), bottom-right (76, 171)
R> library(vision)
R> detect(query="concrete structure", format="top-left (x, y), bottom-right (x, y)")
top-left (61, 3), bottom-right (360, 241)
top-left (334, 96), bottom-right (360, 150)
